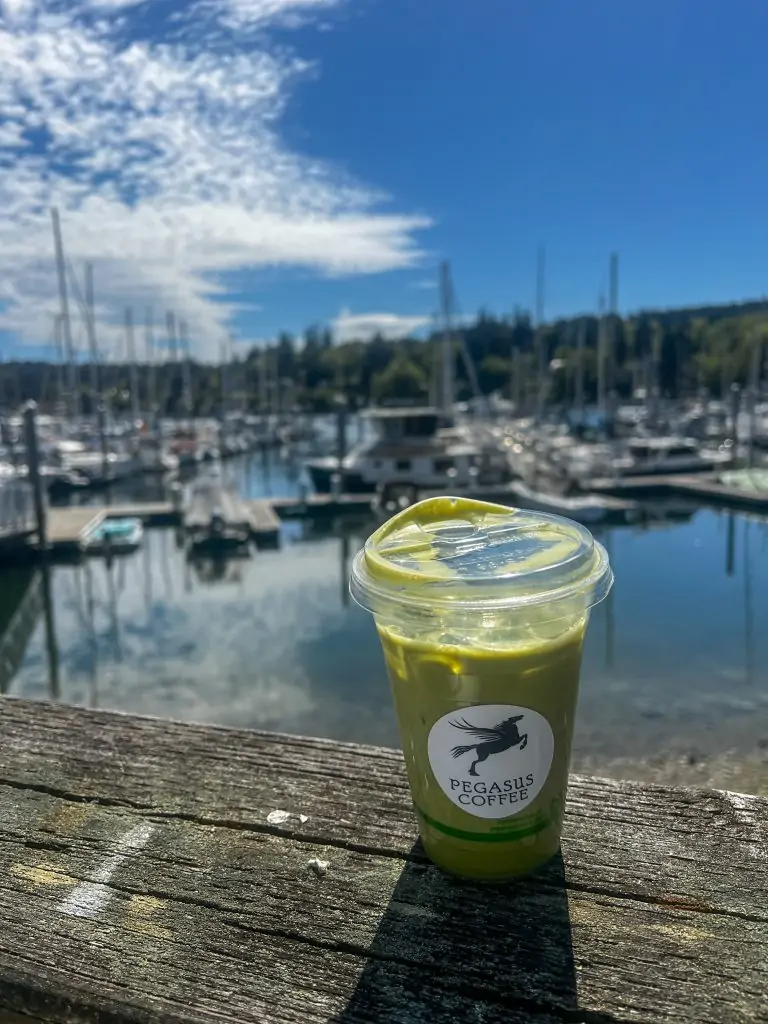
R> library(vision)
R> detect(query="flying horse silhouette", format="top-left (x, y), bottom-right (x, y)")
top-left (450, 715), bottom-right (528, 777)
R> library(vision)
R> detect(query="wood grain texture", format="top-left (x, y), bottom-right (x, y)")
top-left (0, 697), bottom-right (766, 1024)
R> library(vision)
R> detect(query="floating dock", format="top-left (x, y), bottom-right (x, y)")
top-left (591, 473), bottom-right (768, 512)
top-left (247, 500), bottom-right (282, 547)
top-left (47, 507), bottom-right (106, 556)
top-left (37, 495), bottom-right (374, 557)
top-left (6, 470), bottom-right (767, 565)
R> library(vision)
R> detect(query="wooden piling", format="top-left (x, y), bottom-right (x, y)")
top-left (23, 402), bottom-right (47, 552)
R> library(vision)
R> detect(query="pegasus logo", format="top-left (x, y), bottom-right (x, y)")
top-left (450, 715), bottom-right (528, 777)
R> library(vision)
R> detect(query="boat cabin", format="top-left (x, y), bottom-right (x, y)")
top-left (365, 406), bottom-right (448, 442)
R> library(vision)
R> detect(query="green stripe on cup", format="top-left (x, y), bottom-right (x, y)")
top-left (414, 804), bottom-right (550, 843)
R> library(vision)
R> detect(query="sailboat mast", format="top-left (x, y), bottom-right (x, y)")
top-left (53, 314), bottom-right (65, 412)
top-left (535, 246), bottom-right (546, 418)
top-left (608, 252), bottom-right (619, 398)
top-left (51, 207), bottom-right (79, 419)
top-left (438, 261), bottom-right (455, 415)
top-left (597, 292), bottom-right (607, 420)
top-left (124, 309), bottom-right (140, 425)
top-left (166, 312), bottom-right (179, 416)
top-left (84, 263), bottom-right (101, 404)
top-left (575, 318), bottom-right (586, 421)
top-left (220, 339), bottom-right (228, 417)
top-left (179, 319), bottom-right (193, 416)
top-left (259, 346), bottom-right (268, 415)
top-left (145, 309), bottom-right (156, 420)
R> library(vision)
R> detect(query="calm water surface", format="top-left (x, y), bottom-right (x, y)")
top-left (7, 451), bottom-right (768, 766)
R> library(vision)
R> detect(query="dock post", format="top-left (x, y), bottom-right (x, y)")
top-left (97, 402), bottom-right (111, 506)
top-left (23, 401), bottom-right (47, 551)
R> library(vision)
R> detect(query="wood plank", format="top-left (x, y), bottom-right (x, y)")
top-left (591, 473), bottom-right (768, 511)
top-left (671, 475), bottom-right (768, 509)
top-left (0, 698), bottom-right (766, 1024)
top-left (247, 499), bottom-right (281, 533)
top-left (45, 508), bottom-right (104, 548)
top-left (184, 484), bottom-right (251, 531)
top-left (270, 495), bottom-right (374, 514)
top-left (105, 503), bottom-right (176, 524)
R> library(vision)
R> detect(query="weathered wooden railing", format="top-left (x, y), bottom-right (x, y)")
top-left (0, 698), bottom-right (766, 1023)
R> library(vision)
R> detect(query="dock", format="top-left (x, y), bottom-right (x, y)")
top-left (248, 499), bottom-right (282, 547)
top-left (592, 472), bottom-right (768, 511)
top-left (42, 504), bottom-right (177, 557)
top-left (33, 495), bottom-right (374, 558)
top-left (1, 697), bottom-right (766, 1024)
top-left (46, 507), bottom-right (106, 555)
top-left (8, 469), bottom-right (767, 565)
top-left (183, 483), bottom-right (253, 532)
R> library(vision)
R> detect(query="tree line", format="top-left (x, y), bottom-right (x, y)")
top-left (1, 300), bottom-right (767, 418)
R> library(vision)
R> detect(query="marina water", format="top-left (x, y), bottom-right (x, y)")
top-left (3, 448), bottom-right (768, 789)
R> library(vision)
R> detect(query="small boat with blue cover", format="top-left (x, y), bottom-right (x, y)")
top-left (85, 517), bottom-right (144, 556)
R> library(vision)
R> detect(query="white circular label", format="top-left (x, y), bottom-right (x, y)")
top-left (427, 704), bottom-right (554, 820)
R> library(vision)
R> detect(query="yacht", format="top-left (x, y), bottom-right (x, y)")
top-left (47, 439), bottom-right (141, 482)
top-left (614, 436), bottom-right (732, 477)
top-left (305, 406), bottom-right (513, 494)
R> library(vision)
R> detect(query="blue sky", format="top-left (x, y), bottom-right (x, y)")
top-left (1, 0), bottom-right (768, 361)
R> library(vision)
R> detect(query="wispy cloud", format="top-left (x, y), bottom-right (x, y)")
top-left (332, 309), bottom-right (430, 343)
top-left (199, 0), bottom-right (339, 31)
top-left (0, 0), bottom-right (429, 359)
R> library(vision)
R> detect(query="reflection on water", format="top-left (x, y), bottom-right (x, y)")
top-left (4, 452), bottom-right (768, 766)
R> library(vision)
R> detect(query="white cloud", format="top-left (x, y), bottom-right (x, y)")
top-left (0, 0), bottom-right (429, 360)
top-left (332, 310), bottom-right (430, 343)
top-left (1, 0), bottom-right (34, 20)
top-left (84, 0), bottom-right (144, 8)
top-left (207, 0), bottom-right (339, 30)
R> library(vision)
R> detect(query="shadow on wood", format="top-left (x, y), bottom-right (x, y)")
top-left (335, 845), bottom-right (577, 1024)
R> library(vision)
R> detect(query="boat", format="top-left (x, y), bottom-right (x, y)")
top-left (47, 440), bottom-right (141, 484)
top-left (305, 406), bottom-right (513, 494)
top-left (553, 435), bottom-right (732, 487)
top-left (614, 436), bottom-right (732, 477)
top-left (85, 517), bottom-right (144, 555)
top-left (183, 471), bottom-right (254, 555)
top-left (186, 513), bottom-right (251, 557)
top-left (511, 481), bottom-right (638, 525)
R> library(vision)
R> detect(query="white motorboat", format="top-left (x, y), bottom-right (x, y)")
top-left (47, 440), bottom-right (141, 481)
top-left (511, 480), bottom-right (637, 525)
top-left (305, 406), bottom-right (513, 494)
top-left (614, 436), bottom-right (732, 477)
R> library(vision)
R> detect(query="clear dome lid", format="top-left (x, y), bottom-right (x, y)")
top-left (350, 496), bottom-right (613, 618)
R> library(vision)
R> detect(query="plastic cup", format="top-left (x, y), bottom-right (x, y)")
top-left (350, 496), bottom-right (613, 881)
